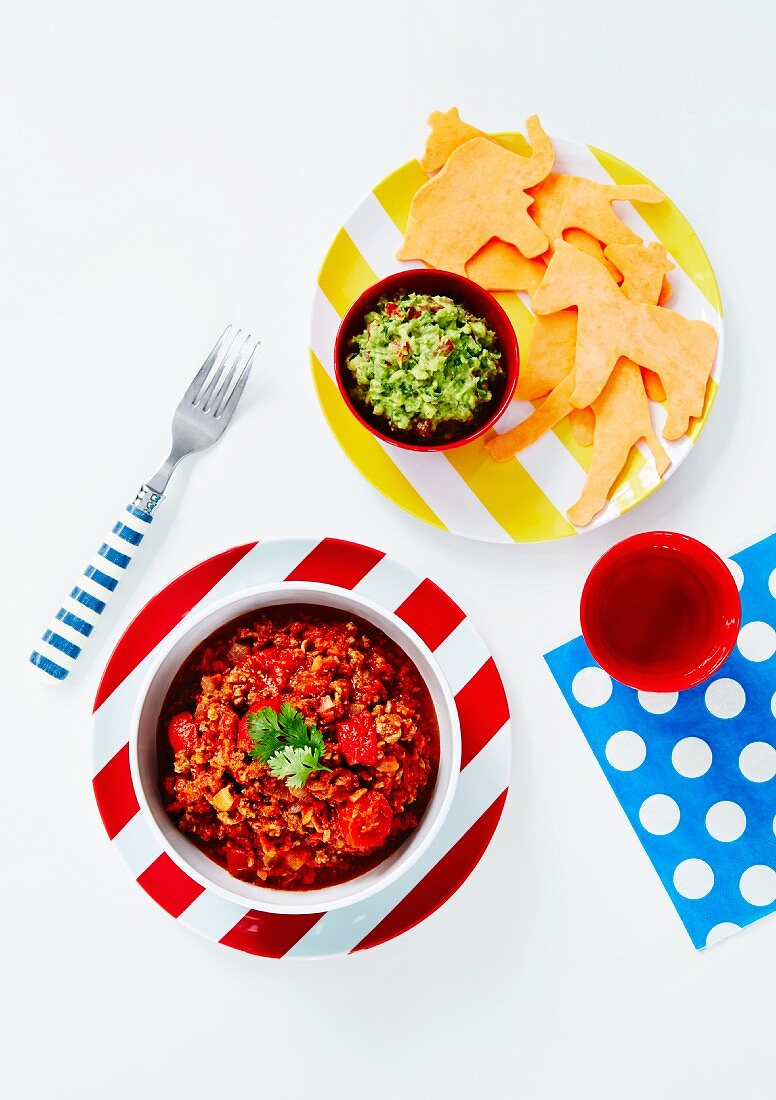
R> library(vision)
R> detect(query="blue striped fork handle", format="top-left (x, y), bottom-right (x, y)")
top-left (30, 487), bottom-right (161, 681)
top-left (30, 325), bottom-right (257, 681)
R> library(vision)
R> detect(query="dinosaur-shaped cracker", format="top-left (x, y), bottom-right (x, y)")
top-left (528, 173), bottom-right (665, 249)
top-left (488, 239), bottom-right (678, 525)
top-left (397, 117), bottom-right (554, 275)
top-left (531, 240), bottom-right (717, 438)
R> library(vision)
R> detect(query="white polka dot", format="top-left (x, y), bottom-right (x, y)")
top-left (773, 814), bottom-right (776, 838)
top-left (769, 567), bottom-right (776, 599)
top-left (705, 801), bottom-right (746, 842)
top-left (739, 741), bottom-right (776, 783)
top-left (706, 922), bottom-right (741, 947)
top-left (704, 678), bottom-right (746, 719)
top-left (771, 691), bottom-right (776, 720)
top-left (637, 690), bottom-right (678, 715)
top-left (605, 730), bottom-right (646, 771)
top-left (740, 865), bottom-right (776, 907)
top-left (572, 667), bottom-right (612, 708)
top-left (737, 621), bottom-right (776, 662)
top-left (672, 736), bottom-right (712, 778)
top-left (726, 559), bottom-right (744, 591)
top-left (639, 794), bottom-right (680, 834)
top-left (674, 858), bottom-right (714, 899)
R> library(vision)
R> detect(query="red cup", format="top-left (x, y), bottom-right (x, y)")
top-left (334, 268), bottom-right (519, 452)
top-left (580, 531), bottom-right (741, 692)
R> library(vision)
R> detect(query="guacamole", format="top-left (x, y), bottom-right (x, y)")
top-left (345, 291), bottom-right (503, 440)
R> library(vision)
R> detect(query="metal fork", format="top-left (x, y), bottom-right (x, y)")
top-left (30, 326), bottom-right (258, 681)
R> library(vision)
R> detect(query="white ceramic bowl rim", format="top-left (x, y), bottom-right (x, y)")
top-left (129, 580), bottom-right (461, 915)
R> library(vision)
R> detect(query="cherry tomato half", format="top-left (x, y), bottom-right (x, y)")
top-left (337, 791), bottom-right (393, 851)
top-left (167, 712), bottom-right (198, 754)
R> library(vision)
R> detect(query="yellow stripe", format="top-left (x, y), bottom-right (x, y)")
top-left (493, 291), bottom-right (534, 352)
top-left (444, 434), bottom-right (576, 541)
top-left (609, 446), bottom-right (652, 514)
top-left (373, 160), bottom-right (427, 234)
top-left (317, 228), bottom-right (377, 318)
top-left (310, 353), bottom-right (445, 531)
top-left (552, 417), bottom-right (593, 471)
top-left (588, 145), bottom-right (722, 315)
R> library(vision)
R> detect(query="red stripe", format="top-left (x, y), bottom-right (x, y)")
top-left (457, 658), bottom-right (510, 769)
top-left (93, 542), bottom-right (257, 711)
top-left (284, 538), bottom-right (384, 588)
top-left (353, 790), bottom-right (508, 952)
top-left (220, 910), bottom-right (323, 958)
top-left (92, 744), bottom-right (139, 840)
top-left (136, 852), bottom-right (205, 917)
top-left (395, 579), bottom-right (466, 651)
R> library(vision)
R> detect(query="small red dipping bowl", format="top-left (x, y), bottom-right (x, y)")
top-left (580, 531), bottom-right (741, 693)
top-left (334, 268), bottom-right (519, 451)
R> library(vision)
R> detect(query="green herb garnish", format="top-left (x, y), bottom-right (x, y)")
top-left (247, 702), bottom-right (329, 789)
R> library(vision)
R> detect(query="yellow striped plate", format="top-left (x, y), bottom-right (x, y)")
top-left (309, 135), bottom-right (723, 543)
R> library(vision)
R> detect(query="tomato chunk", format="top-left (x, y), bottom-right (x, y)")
top-left (225, 846), bottom-right (253, 877)
top-left (167, 712), bottom-right (198, 754)
top-left (250, 650), bottom-right (304, 690)
top-left (336, 713), bottom-right (378, 766)
top-left (238, 695), bottom-right (282, 753)
top-left (337, 791), bottom-right (393, 851)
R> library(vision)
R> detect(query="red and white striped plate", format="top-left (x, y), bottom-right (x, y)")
top-left (92, 538), bottom-right (511, 958)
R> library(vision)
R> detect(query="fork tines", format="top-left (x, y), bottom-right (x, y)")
top-left (183, 325), bottom-right (259, 419)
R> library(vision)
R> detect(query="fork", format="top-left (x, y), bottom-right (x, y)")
top-left (30, 325), bottom-right (258, 681)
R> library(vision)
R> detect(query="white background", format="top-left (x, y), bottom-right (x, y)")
top-left (2, 1), bottom-right (775, 1096)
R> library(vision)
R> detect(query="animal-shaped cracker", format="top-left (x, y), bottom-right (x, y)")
top-left (529, 173), bottom-right (664, 250)
top-left (515, 231), bottom-right (620, 401)
top-left (466, 239), bottom-right (546, 295)
top-left (604, 241), bottom-right (674, 306)
top-left (531, 240), bottom-right (717, 438)
top-left (567, 360), bottom-right (670, 526)
top-left (421, 108), bottom-right (488, 173)
top-left (488, 239), bottom-right (676, 523)
top-left (397, 117), bottom-right (554, 275)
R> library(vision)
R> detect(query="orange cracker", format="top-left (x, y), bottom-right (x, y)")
top-left (569, 406), bottom-right (595, 447)
top-left (397, 117), bottom-right (554, 274)
top-left (515, 308), bottom-right (577, 400)
top-left (515, 231), bottom-right (619, 401)
top-left (466, 239), bottom-right (546, 294)
top-left (420, 108), bottom-right (488, 174)
top-left (491, 236), bottom-right (677, 524)
top-left (563, 228), bottom-right (622, 281)
top-left (567, 359), bottom-right (670, 526)
top-left (529, 173), bottom-right (664, 249)
top-left (604, 240), bottom-right (674, 304)
top-left (642, 369), bottom-right (666, 402)
top-left (488, 373), bottom-right (576, 460)
top-left (531, 240), bottom-right (717, 438)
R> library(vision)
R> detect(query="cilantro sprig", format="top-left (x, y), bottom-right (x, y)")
top-left (247, 702), bottom-right (330, 789)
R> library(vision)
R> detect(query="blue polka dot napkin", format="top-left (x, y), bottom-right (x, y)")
top-left (545, 533), bottom-right (776, 949)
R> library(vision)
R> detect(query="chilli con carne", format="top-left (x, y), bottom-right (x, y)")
top-left (158, 606), bottom-right (439, 890)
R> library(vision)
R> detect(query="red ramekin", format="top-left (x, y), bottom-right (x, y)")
top-left (580, 531), bottom-right (741, 693)
top-left (334, 268), bottom-right (519, 452)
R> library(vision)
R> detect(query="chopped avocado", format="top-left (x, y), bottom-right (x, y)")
top-left (345, 291), bottom-right (503, 437)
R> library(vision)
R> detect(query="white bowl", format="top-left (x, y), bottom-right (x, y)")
top-left (129, 581), bottom-right (461, 914)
